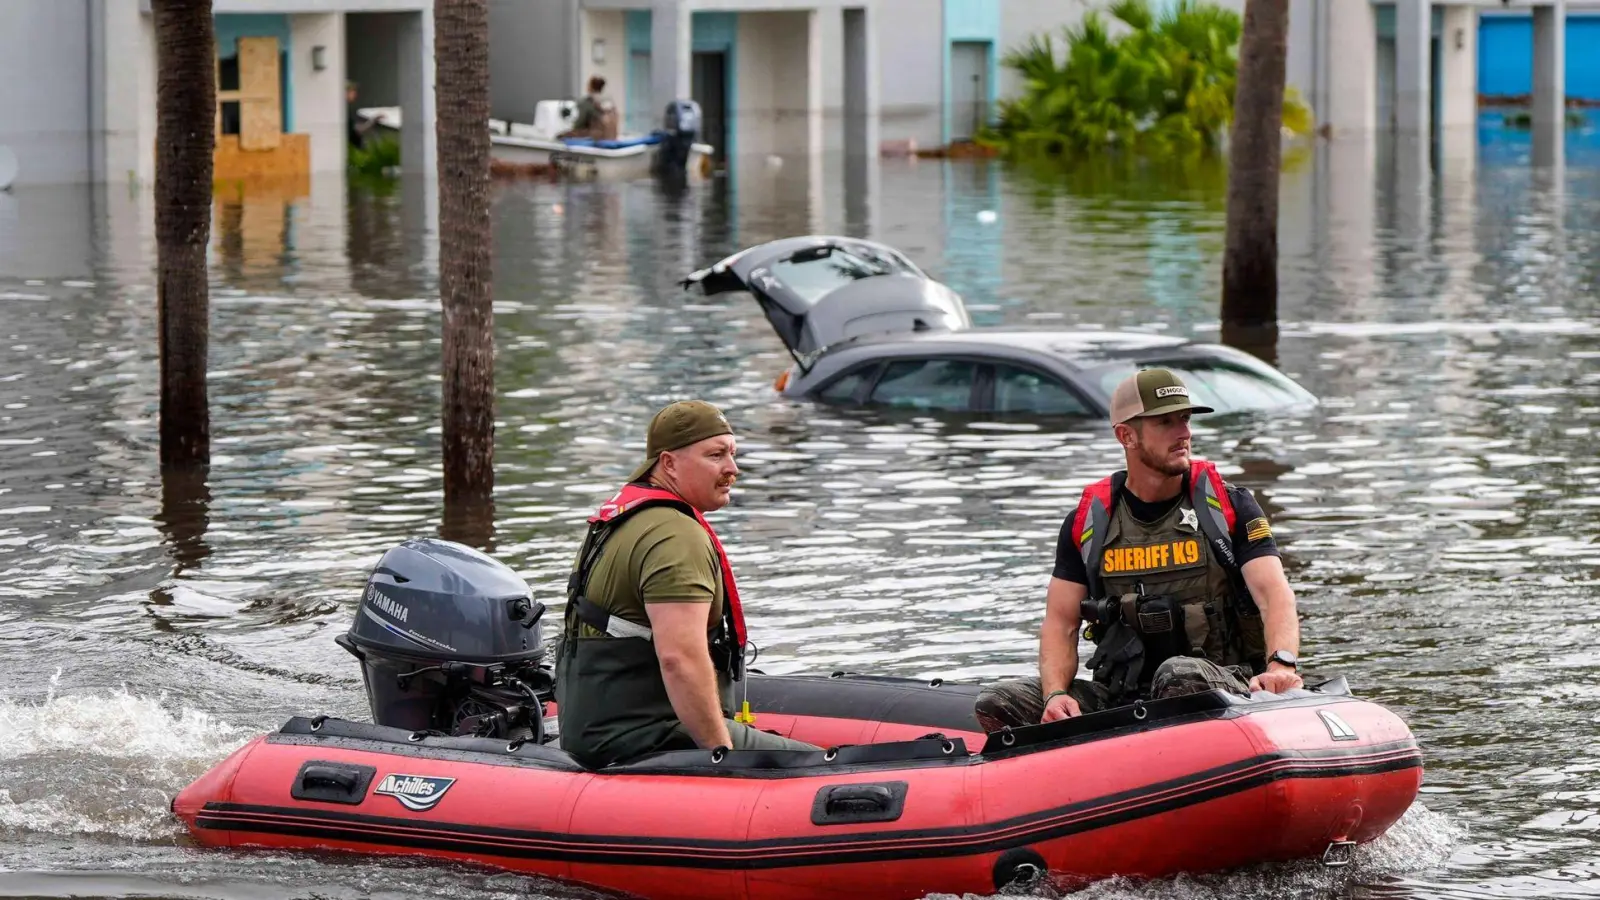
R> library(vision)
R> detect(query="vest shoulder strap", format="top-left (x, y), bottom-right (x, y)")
top-left (1073, 472), bottom-right (1124, 601)
top-left (1188, 460), bottom-right (1239, 571)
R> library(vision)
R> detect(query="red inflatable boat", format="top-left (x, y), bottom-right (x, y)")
top-left (174, 672), bottom-right (1422, 900)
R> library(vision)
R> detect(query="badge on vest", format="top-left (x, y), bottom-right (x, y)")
top-left (1101, 539), bottom-right (1204, 576)
top-left (1179, 508), bottom-right (1199, 531)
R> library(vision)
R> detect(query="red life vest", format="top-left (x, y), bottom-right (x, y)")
top-left (591, 484), bottom-right (747, 647)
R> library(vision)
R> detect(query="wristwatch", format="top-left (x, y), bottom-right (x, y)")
top-left (1267, 649), bottom-right (1299, 670)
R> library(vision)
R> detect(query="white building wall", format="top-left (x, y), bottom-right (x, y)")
top-left (578, 10), bottom-right (629, 124)
top-left (1294, 0), bottom-right (1377, 136)
top-left (490, 0), bottom-right (578, 123)
top-left (291, 13), bottom-right (348, 174)
top-left (97, 0), bottom-right (160, 185)
top-left (735, 11), bottom-right (777, 160)
top-left (874, 0), bottom-right (942, 149)
top-left (998, 2), bottom-right (1084, 100)
top-left (734, 10), bottom-right (815, 160)
top-left (0, 0), bottom-right (93, 185)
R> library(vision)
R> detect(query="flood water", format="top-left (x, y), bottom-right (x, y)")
top-left (1, 119), bottom-right (1599, 899)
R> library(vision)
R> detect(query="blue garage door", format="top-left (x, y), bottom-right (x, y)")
top-left (1480, 14), bottom-right (1600, 102)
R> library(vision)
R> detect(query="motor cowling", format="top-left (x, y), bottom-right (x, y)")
top-left (654, 98), bottom-right (702, 178)
top-left (336, 538), bottom-right (552, 742)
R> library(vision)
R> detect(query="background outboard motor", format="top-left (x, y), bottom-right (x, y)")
top-left (336, 538), bottom-right (552, 744)
top-left (653, 98), bottom-right (702, 178)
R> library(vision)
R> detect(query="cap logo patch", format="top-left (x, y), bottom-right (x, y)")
top-left (1154, 386), bottom-right (1189, 398)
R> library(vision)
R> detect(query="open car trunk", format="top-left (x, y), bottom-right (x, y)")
top-left (682, 236), bottom-right (972, 371)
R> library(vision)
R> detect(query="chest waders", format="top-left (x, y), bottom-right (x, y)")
top-left (554, 484), bottom-right (744, 768)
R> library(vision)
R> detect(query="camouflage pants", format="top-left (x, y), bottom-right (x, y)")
top-left (972, 657), bottom-right (1253, 733)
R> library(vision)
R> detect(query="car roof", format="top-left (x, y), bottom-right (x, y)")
top-left (822, 328), bottom-right (1197, 368)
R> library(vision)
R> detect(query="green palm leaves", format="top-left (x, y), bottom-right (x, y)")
top-left (984, 0), bottom-right (1309, 159)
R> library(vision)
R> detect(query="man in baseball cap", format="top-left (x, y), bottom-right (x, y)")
top-left (1107, 367), bottom-right (1215, 428)
top-left (974, 368), bottom-right (1305, 732)
top-left (628, 399), bottom-right (735, 484)
top-left (556, 400), bottom-right (820, 768)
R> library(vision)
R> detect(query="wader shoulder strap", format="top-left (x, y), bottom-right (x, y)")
top-left (574, 596), bottom-right (654, 641)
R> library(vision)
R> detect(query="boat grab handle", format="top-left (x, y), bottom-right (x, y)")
top-left (811, 781), bottom-right (908, 826)
top-left (304, 767), bottom-right (357, 790)
top-left (291, 761), bottom-right (377, 805)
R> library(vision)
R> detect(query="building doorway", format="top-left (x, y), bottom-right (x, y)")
top-left (950, 40), bottom-right (990, 141)
top-left (692, 50), bottom-right (728, 161)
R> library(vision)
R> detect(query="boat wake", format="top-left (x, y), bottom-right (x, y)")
top-left (0, 672), bottom-right (250, 841)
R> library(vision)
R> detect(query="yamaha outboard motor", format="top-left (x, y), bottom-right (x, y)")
top-left (653, 98), bottom-right (702, 179)
top-left (336, 538), bottom-right (552, 743)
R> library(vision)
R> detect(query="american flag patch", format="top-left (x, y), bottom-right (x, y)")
top-left (1245, 517), bottom-right (1272, 542)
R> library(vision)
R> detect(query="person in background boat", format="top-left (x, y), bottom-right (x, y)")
top-left (555, 400), bottom-right (820, 768)
top-left (561, 76), bottom-right (619, 141)
top-left (974, 369), bottom-right (1304, 732)
top-left (346, 81), bottom-right (371, 149)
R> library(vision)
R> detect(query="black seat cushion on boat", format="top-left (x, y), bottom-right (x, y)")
top-left (743, 672), bottom-right (986, 733)
top-left (605, 736), bottom-right (970, 776)
top-left (273, 716), bottom-right (587, 771)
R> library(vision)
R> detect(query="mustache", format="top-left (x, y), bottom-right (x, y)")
top-left (717, 476), bottom-right (737, 488)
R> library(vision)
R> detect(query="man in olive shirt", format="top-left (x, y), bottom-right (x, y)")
top-left (555, 401), bottom-right (818, 768)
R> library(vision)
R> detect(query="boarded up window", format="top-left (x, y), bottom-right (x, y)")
top-left (216, 36), bottom-right (282, 150)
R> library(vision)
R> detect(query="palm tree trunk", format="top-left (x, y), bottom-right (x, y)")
top-left (433, 0), bottom-right (496, 540)
top-left (1221, 0), bottom-right (1289, 364)
top-left (152, 0), bottom-right (216, 468)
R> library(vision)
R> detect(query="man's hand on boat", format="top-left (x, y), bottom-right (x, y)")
top-left (1248, 664), bottom-right (1304, 694)
top-left (1041, 690), bottom-right (1082, 722)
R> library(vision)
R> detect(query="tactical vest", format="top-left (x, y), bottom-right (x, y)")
top-left (554, 484), bottom-right (744, 768)
top-left (1070, 460), bottom-right (1267, 686)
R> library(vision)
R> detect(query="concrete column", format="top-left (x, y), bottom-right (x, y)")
top-left (842, 6), bottom-right (879, 162)
top-left (1394, 0), bottom-right (1431, 135)
top-left (1532, 0), bottom-right (1566, 167)
top-left (807, 9), bottom-right (825, 232)
top-left (290, 13), bottom-right (347, 175)
top-left (650, 0), bottom-right (690, 122)
top-left (1314, 0), bottom-right (1377, 136)
top-left (397, 9), bottom-right (436, 179)
top-left (1437, 5), bottom-right (1477, 129)
top-left (1437, 4), bottom-right (1477, 171)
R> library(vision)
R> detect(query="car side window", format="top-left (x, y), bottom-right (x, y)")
top-left (869, 358), bottom-right (977, 412)
top-left (992, 364), bottom-right (1092, 416)
top-left (816, 364), bottom-right (879, 404)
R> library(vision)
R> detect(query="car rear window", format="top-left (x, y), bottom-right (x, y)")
top-left (1095, 360), bottom-right (1313, 414)
top-left (770, 250), bottom-right (898, 303)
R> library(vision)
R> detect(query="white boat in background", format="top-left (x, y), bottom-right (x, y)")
top-left (356, 101), bottom-right (714, 182)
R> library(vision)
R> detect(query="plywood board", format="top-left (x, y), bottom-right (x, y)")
top-left (237, 37), bottom-right (281, 151)
top-left (213, 133), bottom-right (309, 181)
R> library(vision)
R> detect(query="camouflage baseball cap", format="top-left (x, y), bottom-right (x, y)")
top-left (1108, 369), bottom-right (1214, 426)
top-left (629, 400), bottom-right (735, 482)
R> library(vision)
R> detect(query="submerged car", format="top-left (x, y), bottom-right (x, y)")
top-left (681, 236), bottom-right (1317, 419)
